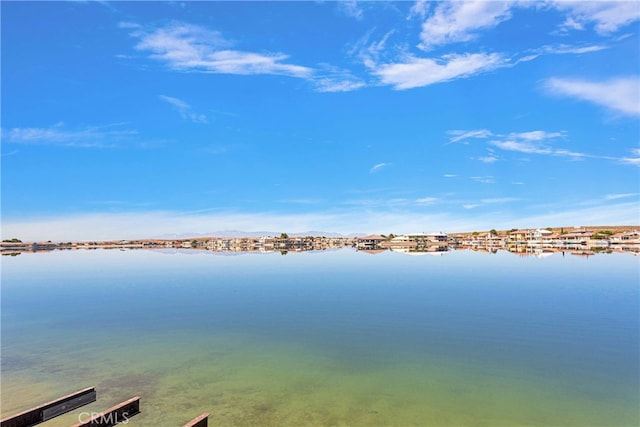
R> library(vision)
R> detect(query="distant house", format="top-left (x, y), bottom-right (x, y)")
top-left (398, 233), bottom-right (429, 242)
top-left (356, 234), bottom-right (387, 249)
top-left (611, 230), bottom-right (640, 244)
top-left (426, 232), bottom-right (448, 243)
top-left (508, 229), bottom-right (534, 243)
top-left (562, 228), bottom-right (593, 244)
top-left (533, 229), bottom-right (553, 240)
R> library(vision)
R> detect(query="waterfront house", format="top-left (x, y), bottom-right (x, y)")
top-left (562, 228), bottom-right (593, 244)
top-left (426, 232), bottom-right (448, 243)
top-left (611, 230), bottom-right (640, 244)
top-left (508, 229), bottom-right (535, 244)
top-left (533, 229), bottom-right (553, 240)
top-left (356, 234), bottom-right (387, 249)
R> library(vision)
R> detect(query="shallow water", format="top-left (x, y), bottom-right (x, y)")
top-left (2, 248), bottom-right (638, 426)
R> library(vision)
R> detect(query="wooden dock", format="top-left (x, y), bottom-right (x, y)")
top-left (182, 413), bottom-right (209, 427)
top-left (0, 387), bottom-right (96, 427)
top-left (72, 396), bottom-right (140, 427)
top-left (2, 388), bottom-right (209, 427)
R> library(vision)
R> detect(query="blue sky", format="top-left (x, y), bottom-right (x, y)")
top-left (2, 1), bottom-right (639, 240)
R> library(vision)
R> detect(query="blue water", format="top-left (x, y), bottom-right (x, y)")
top-left (2, 248), bottom-right (638, 426)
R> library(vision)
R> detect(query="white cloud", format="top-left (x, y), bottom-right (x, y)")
top-left (315, 79), bottom-right (366, 93)
top-left (481, 197), bottom-right (518, 204)
top-left (455, 128), bottom-right (638, 165)
top-left (414, 1), bottom-right (639, 50)
top-left (544, 77), bottom-right (640, 116)
top-left (408, 0), bottom-right (430, 20)
top-left (491, 140), bottom-right (550, 154)
top-left (447, 129), bottom-right (493, 144)
top-left (370, 162), bottom-right (391, 173)
top-left (159, 95), bottom-right (207, 123)
top-left (463, 196), bottom-right (517, 209)
top-left (373, 52), bottom-right (505, 90)
top-left (552, 1), bottom-right (640, 35)
top-left (443, 174), bottom-right (457, 178)
top-left (471, 176), bottom-right (495, 184)
top-left (490, 139), bottom-right (586, 159)
top-left (313, 68), bottom-right (366, 93)
top-left (507, 130), bottom-right (566, 141)
top-left (415, 197), bottom-right (438, 205)
top-left (418, 1), bottom-right (514, 50)
top-left (2, 124), bottom-right (138, 148)
top-left (604, 193), bottom-right (637, 201)
top-left (126, 21), bottom-right (313, 78)
top-left (619, 148), bottom-right (640, 166)
top-left (541, 44), bottom-right (608, 55)
top-left (448, 128), bottom-right (586, 160)
top-left (338, 1), bottom-right (364, 20)
top-left (478, 155), bottom-right (499, 163)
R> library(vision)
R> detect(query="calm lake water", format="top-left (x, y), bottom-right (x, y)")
top-left (1, 248), bottom-right (638, 426)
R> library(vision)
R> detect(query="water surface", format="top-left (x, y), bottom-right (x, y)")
top-left (2, 249), bottom-right (638, 426)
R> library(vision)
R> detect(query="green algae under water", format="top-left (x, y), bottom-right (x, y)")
top-left (2, 249), bottom-right (638, 426)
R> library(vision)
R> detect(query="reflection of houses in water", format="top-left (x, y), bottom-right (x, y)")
top-left (359, 248), bottom-right (388, 255)
top-left (390, 245), bottom-right (449, 256)
top-left (3, 229), bottom-right (640, 257)
top-left (356, 234), bottom-right (387, 249)
top-left (386, 232), bottom-right (450, 247)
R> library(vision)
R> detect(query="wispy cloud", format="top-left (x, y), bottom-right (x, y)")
top-left (159, 95), bottom-right (207, 123)
top-left (408, 0), bottom-right (430, 20)
top-left (552, 1), bottom-right (640, 35)
top-left (413, 0), bottom-right (639, 50)
top-left (489, 140), bottom-right (586, 160)
top-left (471, 176), bottom-right (495, 184)
top-left (507, 130), bottom-right (567, 141)
top-left (337, 1), bottom-right (364, 21)
top-left (314, 78), bottom-right (366, 93)
top-left (415, 197), bottom-right (438, 205)
top-left (1, 149), bottom-right (19, 157)
top-left (544, 77), bottom-right (640, 116)
top-left (619, 148), bottom-right (640, 166)
top-left (447, 129), bottom-right (493, 144)
top-left (348, 1), bottom-right (632, 92)
top-left (482, 197), bottom-right (519, 204)
top-left (450, 128), bottom-right (588, 160)
top-left (124, 21), bottom-right (313, 78)
top-left (478, 155), bottom-right (499, 163)
top-left (417, 0), bottom-right (514, 50)
top-left (124, 21), bottom-right (368, 93)
top-left (539, 43), bottom-right (608, 55)
top-left (1, 123), bottom-right (138, 148)
top-left (373, 52), bottom-right (505, 90)
top-left (604, 193), bottom-right (637, 201)
top-left (463, 197), bottom-right (521, 210)
top-left (278, 198), bottom-right (326, 205)
top-left (451, 128), bottom-right (638, 166)
top-left (370, 162), bottom-right (391, 173)
top-left (313, 65), bottom-right (366, 92)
